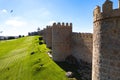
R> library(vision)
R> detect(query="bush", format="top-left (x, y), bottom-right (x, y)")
top-left (32, 63), bottom-right (45, 75)
top-left (19, 35), bottom-right (21, 38)
top-left (8, 36), bottom-right (15, 40)
top-left (33, 58), bottom-right (41, 65)
top-left (39, 37), bottom-right (43, 40)
top-left (39, 42), bottom-right (43, 45)
top-left (31, 52), bottom-right (35, 55)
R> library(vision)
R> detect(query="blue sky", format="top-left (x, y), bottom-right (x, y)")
top-left (0, 0), bottom-right (119, 36)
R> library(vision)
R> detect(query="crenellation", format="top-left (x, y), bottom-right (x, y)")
top-left (94, 0), bottom-right (120, 23)
top-left (70, 23), bottom-right (72, 27)
top-left (47, 25), bottom-right (50, 28)
top-left (94, 6), bottom-right (101, 13)
top-left (66, 23), bottom-right (68, 27)
top-left (102, 0), bottom-right (113, 14)
top-left (52, 22), bottom-right (72, 29)
top-left (72, 32), bottom-right (92, 38)
top-left (53, 23), bottom-right (56, 26)
top-left (62, 22), bottom-right (64, 26)
top-left (57, 22), bottom-right (61, 27)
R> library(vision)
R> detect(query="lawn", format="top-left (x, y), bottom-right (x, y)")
top-left (0, 36), bottom-right (68, 80)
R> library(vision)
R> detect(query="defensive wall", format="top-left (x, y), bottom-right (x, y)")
top-left (52, 23), bottom-right (72, 61)
top-left (40, 22), bottom-right (93, 64)
top-left (72, 32), bottom-right (93, 63)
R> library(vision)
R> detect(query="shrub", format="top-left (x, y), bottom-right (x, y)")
top-left (31, 52), bottom-right (35, 55)
top-left (33, 58), bottom-right (41, 65)
top-left (39, 37), bottom-right (43, 40)
top-left (39, 42), bottom-right (43, 45)
top-left (8, 37), bottom-right (15, 40)
top-left (32, 63), bottom-right (45, 75)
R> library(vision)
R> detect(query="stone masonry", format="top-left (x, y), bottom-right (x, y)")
top-left (40, 23), bottom-right (93, 63)
top-left (52, 23), bottom-right (72, 61)
top-left (72, 33), bottom-right (93, 63)
top-left (92, 0), bottom-right (120, 80)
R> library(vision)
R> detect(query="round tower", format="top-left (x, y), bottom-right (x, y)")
top-left (92, 0), bottom-right (120, 80)
top-left (52, 22), bottom-right (72, 61)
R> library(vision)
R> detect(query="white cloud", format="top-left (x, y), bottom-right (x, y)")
top-left (5, 19), bottom-right (27, 27)
top-left (0, 9), bottom-right (8, 14)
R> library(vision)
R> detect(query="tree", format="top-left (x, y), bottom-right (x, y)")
top-left (37, 27), bottom-right (40, 32)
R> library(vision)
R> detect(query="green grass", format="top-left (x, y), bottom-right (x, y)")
top-left (0, 36), bottom-right (68, 80)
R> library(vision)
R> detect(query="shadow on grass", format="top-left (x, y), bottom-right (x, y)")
top-left (55, 61), bottom-right (80, 80)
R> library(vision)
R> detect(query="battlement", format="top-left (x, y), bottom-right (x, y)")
top-left (52, 22), bottom-right (72, 29)
top-left (72, 32), bottom-right (93, 39)
top-left (46, 25), bottom-right (52, 29)
top-left (93, 0), bottom-right (120, 22)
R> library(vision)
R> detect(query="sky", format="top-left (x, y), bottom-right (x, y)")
top-left (0, 0), bottom-right (119, 36)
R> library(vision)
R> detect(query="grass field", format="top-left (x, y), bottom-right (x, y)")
top-left (0, 36), bottom-right (68, 80)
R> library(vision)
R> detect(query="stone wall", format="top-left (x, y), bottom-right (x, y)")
top-left (41, 28), bottom-right (47, 43)
top-left (39, 22), bottom-right (93, 63)
top-left (52, 22), bottom-right (72, 61)
top-left (45, 26), bottom-right (52, 48)
top-left (92, 0), bottom-right (120, 80)
top-left (72, 33), bottom-right (93, 63)
top-left (40, 26), bottom-right (52, 48)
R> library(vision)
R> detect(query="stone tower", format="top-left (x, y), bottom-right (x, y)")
top-left (45, 26), bottom-right (52, 48)
top-left (92, 0), bottom-right (120, 80)
top-left (52, 22), bottom-right (72, 61)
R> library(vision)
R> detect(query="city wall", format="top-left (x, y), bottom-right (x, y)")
top-left (40, 22), bottom-right (93, 64)
top-left (72, 32), bottom-right (93, 63)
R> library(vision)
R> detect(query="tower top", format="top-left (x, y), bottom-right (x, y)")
top-left (102, 0), bottom-right (113, 13)
top-left (93, 0), bottom-right (120, 22)
top-left (104, 0), bottom-right (112, 4)
top-left (106, 0), bottom-right (109, 1)
top-left (107, 0), bottom-right (109, 1)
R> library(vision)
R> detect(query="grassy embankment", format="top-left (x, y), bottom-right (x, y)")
top-left (0, 36), bottom-right (68, 80)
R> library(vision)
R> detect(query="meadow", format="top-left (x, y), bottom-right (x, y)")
top-left (0, 36), bottom-right (68, 80)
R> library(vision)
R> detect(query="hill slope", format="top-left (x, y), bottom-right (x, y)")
top-left (0, 36), bottom-right (68, 80)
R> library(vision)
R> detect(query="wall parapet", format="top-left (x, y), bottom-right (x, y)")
top-left (93, 0), bottom-right (120, 23)
top-left (52, 22), bottom-right (72, 29)
top-left (72, 32), bottom-right (93, 39)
